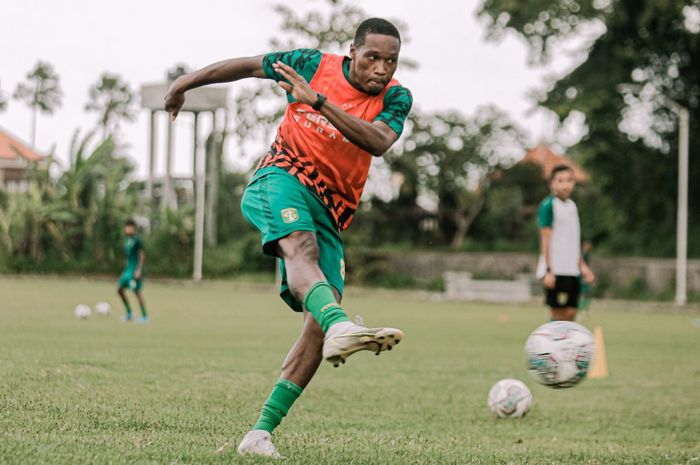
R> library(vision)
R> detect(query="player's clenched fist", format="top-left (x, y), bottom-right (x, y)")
top-left (164, 78), bottom-right (186, 121)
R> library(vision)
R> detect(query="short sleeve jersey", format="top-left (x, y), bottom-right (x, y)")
top-left (124, 236), bottom-right (143, 271)
top-left (255, 48), bottom-right (413, 230)
top-left (537, 195), bottom-right (581, 276)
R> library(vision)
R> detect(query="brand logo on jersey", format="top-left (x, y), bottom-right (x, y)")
top-left (293, 109), bottom-right (350, 143)
top-left (280, 208), bottom-right (299, 224)
top-left (340, 258), bottom-right (346, 280)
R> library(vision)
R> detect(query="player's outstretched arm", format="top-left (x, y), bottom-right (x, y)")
top-left (272, 61), bottom-right (397, 156)
top-left (164, 56), bottom-right (266, 121)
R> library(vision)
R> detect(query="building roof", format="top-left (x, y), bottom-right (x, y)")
top-left (0, 128), bottom-right (45, 162)
top-left (519, 144), bottom-right (588, 182)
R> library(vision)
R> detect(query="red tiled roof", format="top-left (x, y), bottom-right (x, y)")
top-left (0, 128), bottom-right (44, 161)
top-left (520, 144), bottom-right (588, 182)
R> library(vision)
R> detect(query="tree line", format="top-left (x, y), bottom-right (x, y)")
top-left (1, 0), bottom-right (697, 282)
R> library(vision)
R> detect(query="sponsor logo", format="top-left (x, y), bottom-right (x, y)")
top-left (319, 303), bottom-right (336, 313)
top-left (293, 109), bottom-right (350, 143)
top-left (281, 208), bottom-right (299, 223)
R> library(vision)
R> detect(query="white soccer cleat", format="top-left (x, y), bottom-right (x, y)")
top-left (235, 430), bottom-right (283, 459)
top-left (322, 321), bottom-right (403, 367)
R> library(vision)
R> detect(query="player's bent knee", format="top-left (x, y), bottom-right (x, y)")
top-left (278, 231), bottom-right (320, 263)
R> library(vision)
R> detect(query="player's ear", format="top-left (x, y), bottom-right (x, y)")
top-left (349, 44), bottom-right (357, 60)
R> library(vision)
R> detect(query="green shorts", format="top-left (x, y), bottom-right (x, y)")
top-left (118, 269), bottom-right (143, 291)
top-left (241, 167), bottom-right (345, 311)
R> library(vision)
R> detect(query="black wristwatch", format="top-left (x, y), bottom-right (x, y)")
top-left (312, 93), bottom-right (327, 111)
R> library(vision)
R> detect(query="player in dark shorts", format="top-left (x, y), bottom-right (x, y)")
top-left (537, 165), bottom-right (595, 321)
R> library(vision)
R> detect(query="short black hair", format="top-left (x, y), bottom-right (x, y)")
top-left (125, 218), bottom-right (136, 227)
top-left (549, 164), bottom-right (574, 182)
top-left (353, 18), bottom-right (401, 47)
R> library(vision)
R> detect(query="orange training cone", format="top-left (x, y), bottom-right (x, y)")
top-left (588, 325), bottom-right (608, 379)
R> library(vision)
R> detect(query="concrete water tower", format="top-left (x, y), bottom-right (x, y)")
top-left (140, 65), bottom-right (229, 281)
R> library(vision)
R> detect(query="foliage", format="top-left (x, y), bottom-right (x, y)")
top-left (12, 61), bottom-right (63, 114)
top-left (478, 0), bottom-right (700, 257)
top-left (372, 107), bottom-right (528, 250)
top-left (145, 208), bottom-right (194, 277)
top-left (85, 73), bottom-right (136, 140)
top-left (0, 132), bottom-right (137, 273)
top-left (12, 60), bottom-right (63, 145)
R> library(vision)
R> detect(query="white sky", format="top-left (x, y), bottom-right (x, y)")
top-left (1, 0), bottom-right (587, 179)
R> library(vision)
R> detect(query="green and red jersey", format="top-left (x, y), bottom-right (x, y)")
top-left (255, 48), bottom-right (413, 230)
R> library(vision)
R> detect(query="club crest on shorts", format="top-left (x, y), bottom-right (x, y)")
top-left (280, 208), bottom-right (299, 224)
top-left (557, 292), bottom-right (569, 306)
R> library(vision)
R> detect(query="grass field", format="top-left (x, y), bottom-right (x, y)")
top-left (1, 276), bottom-right (699, 465)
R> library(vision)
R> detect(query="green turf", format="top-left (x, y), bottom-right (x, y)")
top-left (1, 276), bottom-right (699, 464)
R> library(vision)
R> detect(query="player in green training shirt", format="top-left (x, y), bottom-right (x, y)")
top-left (165, 18), bottom-right (410, 458)
top-left (117, 219), bottom-right (148, 323)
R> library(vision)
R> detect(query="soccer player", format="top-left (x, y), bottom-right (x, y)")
top-left (536, 165), bottom-right (595, 322)
top-left (117, 219), bottom-right (148, 323)
top-left (164, 18), bottom-right (411, 458)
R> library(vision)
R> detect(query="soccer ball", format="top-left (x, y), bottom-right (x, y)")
top-left (488, 378), bottom-right (532, 418)
top-left (74, 304), bottom-right (91, 319)
top-left (95, 301), bottom-right (111, 316)
top-left (525, 321), bottom-right (596, 388)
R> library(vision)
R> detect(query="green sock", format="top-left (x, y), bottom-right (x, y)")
top-left (252, 378), bottom-right (303, 433)
top-left (124, 302), bottom-right (132, 315)
top-left (140, 304), bottom-right (148, 318)
top-left (303, 282), bottom-right (351, 333)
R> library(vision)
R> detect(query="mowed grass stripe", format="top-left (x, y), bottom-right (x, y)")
top-left (1, 276), bottom-right (698, 464)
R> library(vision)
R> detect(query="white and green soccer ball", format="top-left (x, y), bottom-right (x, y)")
top-left (74, 304), bottom-right (91, 319)
top-left (95, 302), bottom-right (111, 316)
top-left (488, 378), bottom-right (532, 418)
top-left (525, 321), bottom-right (596, 388)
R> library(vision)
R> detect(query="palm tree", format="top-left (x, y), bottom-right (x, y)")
top-left (0, 155), bottom-right (73, 261)
top-left (13, 61), bottom-right (63, 148)
top-left (85, 73), bottom-right (136, 140)
top-left (59, 130), bottom-right (136, 262)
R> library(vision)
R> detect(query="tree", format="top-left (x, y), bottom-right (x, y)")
top-left (478, 0), bottom-right (700, 256)
top-left (381, 106), bottom-right (527, 250)
top-left (85, 73), bottom-right (136, 140)
top-left (0, 154), bottom-right (73, 263)
top-left (13, 61), bottom-right (63, 148)
top-left (58, 131), bottom-right (137, 262)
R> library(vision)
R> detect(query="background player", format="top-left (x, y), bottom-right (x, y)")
top-left (536, 165), bottom-right (595, 321)
top-left (117, 219), bottom-right (148, 323)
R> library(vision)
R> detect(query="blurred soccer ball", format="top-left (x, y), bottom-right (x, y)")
top-left (95, 301), bottom-right (111, 316)
top-left (525, 321), bottom-right (596, 388)
top-left (74, 304), bottom-right (91, 319)
top-left (488, 378), bottom-right (532, 418)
